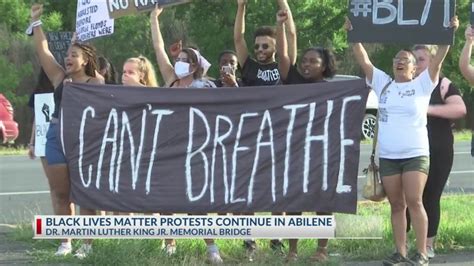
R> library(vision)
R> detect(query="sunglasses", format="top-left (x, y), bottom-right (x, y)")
top-left (254, 43), bottom-right (269, 50)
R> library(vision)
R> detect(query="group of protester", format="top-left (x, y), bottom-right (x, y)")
top-left (26, 0), bottom-right (472, 265)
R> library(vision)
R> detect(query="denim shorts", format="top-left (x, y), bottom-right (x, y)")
top-left (45, 122), bottom-right (67, 165)
top-left (379, 156), bottom-right (430, 177)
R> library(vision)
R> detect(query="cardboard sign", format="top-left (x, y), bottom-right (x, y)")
top-left (76, 0), bottom-right (115, 41)
top-left (107, 0), bottom-right (191, 19)
top-left (60, 81), bottom-right (368, 214)
top-left (46, 32), bottom-right (73, 67)
top-left (34, 93), bottom-right (55, 157)
top-left (347, 0), bottom-right (456, 45)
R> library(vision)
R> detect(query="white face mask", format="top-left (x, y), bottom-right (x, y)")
top-left (174, 61), bottom-right (192, 79)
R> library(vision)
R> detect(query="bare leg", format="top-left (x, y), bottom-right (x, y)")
top-left (402, 171), bottom-right (428, 256)
top-left (382, 174), bottom-right (408, 257)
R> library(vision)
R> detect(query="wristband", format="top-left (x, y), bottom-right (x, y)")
top-left (25, 20), bottom-right (42, 36)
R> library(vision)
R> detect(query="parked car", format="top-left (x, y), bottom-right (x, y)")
top-left (0, 93), bottom-right (19, 144)
top-left (327, 75), bottom-right (377, 140)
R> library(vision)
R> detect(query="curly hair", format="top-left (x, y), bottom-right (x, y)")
top-left (301, 47), bottom-right (337, 78)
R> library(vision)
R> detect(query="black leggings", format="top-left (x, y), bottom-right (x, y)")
top-left (407, 146), bottom-right (453, 237)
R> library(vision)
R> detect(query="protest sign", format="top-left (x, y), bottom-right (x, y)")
top-left (34, 93), bottom-right (54, 157)
top-left (60, 81), bottom-right (368, 214)
top-left (46, 32), bottom-right (73, 66)
top-left (347, 0), bottom-right (456, 45)
top-left (107, 0), bottom-right (191, 19)
top-left (76, 0), bottom-right (115, 41)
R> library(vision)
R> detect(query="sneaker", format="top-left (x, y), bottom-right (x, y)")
top-left (409, 252), bottom-right (429, 266)
top-left (54, 242), bottom-right (72, 256)
top-left (243, 240), bottom-right (257, 262)
top-left (207, 245), bottom-right (223, 264)
top-left (270, 239), bottom-right (284, 255)
top-left (426, 246), bottom-right (435, 259)
top-left (74, 244), bottom-right (92, 259)
top-left (285, 251), bottom-right (298, 262)
top-left (310, 246), bottom-right (329, 262)
top-left (161, 243), bottom-right (177, 256)
top-left (382, 252), bottom-right (410, 266)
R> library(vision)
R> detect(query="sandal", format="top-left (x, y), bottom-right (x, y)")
top-left (310, 246), bottom-right (328, 262)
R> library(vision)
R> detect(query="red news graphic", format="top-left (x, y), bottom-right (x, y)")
top-left (33, 215), bottom-right (336, 239)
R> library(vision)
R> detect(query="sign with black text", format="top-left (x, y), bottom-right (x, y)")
top-left (107, 0), bottom-right (191, 19)
top-left (347, 0), bottom-right (456, 45)
top-left (34, 93), bottom-right (55, 157)
top-left (76, 0), bottom-right (114, 41)
top-left (60, 81), bottom-right (368, 214)
top-left (46, 32), bottom-right (73, 66)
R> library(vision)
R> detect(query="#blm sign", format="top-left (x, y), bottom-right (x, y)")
top-left (347, 0), bottom-right (456, 45)
top-left (46, 32), bottom-right (73, 67)
top-left (107, 0), bottom-right (192, 19)
top-left (60, 81), bottom-right (368, 214)
top-left (76, 0), bottom-right (115, 41)
top-left (34, 93), bottom-right (55, 157)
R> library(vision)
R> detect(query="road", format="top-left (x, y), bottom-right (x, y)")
top-left (0, 142), bottom-right (472, 224)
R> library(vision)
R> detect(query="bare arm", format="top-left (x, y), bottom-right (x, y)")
top-left (28, 119), bottom-right (36, 159)
top-left (234, 0), bottom-right (249, 67)
top-left (428, 95), bottom-right (467, 119)
top-left (87, 77), bottom-right (104, 85)
top-left (429, 16), bottom-right (458, 83)
top-left (344, 18), bottom-right (373, 82)
top-left (276, 11), bottom-right (290, 81)
top-left (460, 25), bottom-right (474, 85)
top-left (30, 4), bottom-right (65, 88)
top-left (277, 0), bottom-right (296, 65)
top-left (150, 7), bottom-right (176, 86)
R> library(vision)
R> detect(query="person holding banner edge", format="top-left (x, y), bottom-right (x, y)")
top-left (29, 3), bottom-right (103, 259)
top-left (406, 43), bottom-right (465, 259)
top-left (276, 7), bottom-right (336, 263)
top-left (344, 15), bottom-right (458, 266)
top-left (150, 5), bottom-right (222, 264)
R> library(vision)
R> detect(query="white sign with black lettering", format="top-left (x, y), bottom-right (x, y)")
top-left (34, 93), bottom-right (55, 157)
top-left (76, 0), bottom-right (115, 41)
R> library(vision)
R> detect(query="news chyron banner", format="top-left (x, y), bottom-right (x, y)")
top-left (34, 215), bottom-right (336, 239)
top-left (60, 80), bottom-right (368, 214)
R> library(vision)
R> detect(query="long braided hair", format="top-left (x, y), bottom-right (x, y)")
top-left (71, 42), bottom-right (98, 77)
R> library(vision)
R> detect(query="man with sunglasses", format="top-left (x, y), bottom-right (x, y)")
top-left (234, 0), bottom-right (296, 87)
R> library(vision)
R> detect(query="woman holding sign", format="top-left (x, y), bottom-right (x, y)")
top-left (276, 8), bottom-right (336, 263)
top-left (344, 16), bottom-right (457, 266)
top-left (460, 25), bottom-right (474, 85)
top-left (29, 3), bottom-right (103, 258)
top-left (150, 5), bottom-right (222, 264)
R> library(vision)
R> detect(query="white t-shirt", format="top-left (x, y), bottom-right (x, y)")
top-left (367, 67), bottom-right (437, 159)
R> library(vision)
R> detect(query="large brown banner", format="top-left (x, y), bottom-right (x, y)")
top-left (60, 80), bottom-right (368, 214)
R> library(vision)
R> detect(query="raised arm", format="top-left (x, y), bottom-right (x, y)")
top-left (150, 6), bottom-right (176, 86)
top-left (428, 16), bottom-right (458, 83)
top-left (234, 0), bottom-right (249, 67)
top-left (276, 10), bottom-right (291, 81)
top-left (277, 0), bottom-right (296, 65)
top-left (30, 4), bottom-right (65, 88)
top-left (460, 25), bottom-right (474, 85)
top-left (344, 17), bottom-right (374, 82)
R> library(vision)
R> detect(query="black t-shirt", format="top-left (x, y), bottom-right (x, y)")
top-left (283, 64), bottom-right (327, 85)
top-left (240, 56), bottom-right (280, 86)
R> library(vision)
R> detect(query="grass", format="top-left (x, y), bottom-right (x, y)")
top-left (8, 195), bottom-right (474, 265)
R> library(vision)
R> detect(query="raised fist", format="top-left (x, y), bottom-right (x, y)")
top-left (31, 4), bottom-right (43, 21)
top-left (277, 10), bottom-right (288, 24)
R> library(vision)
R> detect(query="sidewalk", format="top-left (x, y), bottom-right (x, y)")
top-left (1, 224), bottom-right (473, 265)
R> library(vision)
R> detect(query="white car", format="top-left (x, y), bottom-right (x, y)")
top-left (327, 75), bottom-right (378, 140)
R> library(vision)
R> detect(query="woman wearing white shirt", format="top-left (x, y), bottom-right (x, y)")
top-left (344, 17), bottom-right (457, 266)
